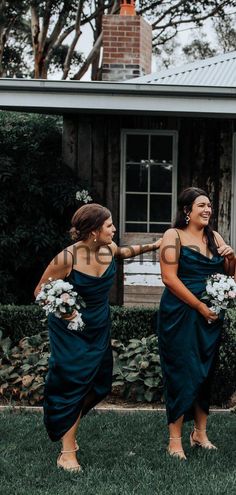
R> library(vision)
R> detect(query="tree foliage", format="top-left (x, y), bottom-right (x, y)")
top-left (0, 112), bottom-right (88, 304)
top-left (213, 12), bottom-right (236, 52)
top-left (139, 0), bottom-right (233, 46)
top-left (182, 34), bottom-right (217, 62)
top-left (0, 0), bottom-right (29, 76)
top-left (182, 13), bottom-right (236, 63)
top-left (0, 0), bottom-right (235, 80)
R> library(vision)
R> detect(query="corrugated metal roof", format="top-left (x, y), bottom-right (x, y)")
top-left (129, 51), bottom-right (236, 86)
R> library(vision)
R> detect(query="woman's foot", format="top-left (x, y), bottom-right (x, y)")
top-left (168, 436), bottom-right (187, 460)
top-left (190, 427), bottom-right (217, 450)
top-left (57, 443), bottom-right (82, 472)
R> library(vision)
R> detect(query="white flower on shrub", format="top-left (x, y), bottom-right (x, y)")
top-left (76, 189), bottom-right (92, 203)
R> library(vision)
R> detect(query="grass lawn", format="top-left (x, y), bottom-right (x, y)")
top-left (0, 410), bottom-right (236, 495)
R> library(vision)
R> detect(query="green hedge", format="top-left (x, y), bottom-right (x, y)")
top-left (212, 309), bottom-right (236, 405)
top-left (0, 304), bottom-right (157, 345)
top-left (0, 304), bottom-right (235, 406)
top-left (0, 305), bottom-right (46, 344)
top-left (110, 306), bottom-right (157, 343)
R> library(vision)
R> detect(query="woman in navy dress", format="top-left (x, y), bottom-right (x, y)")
top-left (158, 188), bottom-right (235, 460)
top-left (35, 203), bottom-right (161, 472)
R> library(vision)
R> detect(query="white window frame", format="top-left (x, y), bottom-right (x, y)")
top-left (120, 129), bottom-right (178, 236)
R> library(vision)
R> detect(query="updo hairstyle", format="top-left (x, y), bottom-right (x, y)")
top-left (70, 203), bottom-right (111, 241)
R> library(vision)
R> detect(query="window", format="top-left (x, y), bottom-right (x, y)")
top-left (121, 130), bottom-right (178, 234)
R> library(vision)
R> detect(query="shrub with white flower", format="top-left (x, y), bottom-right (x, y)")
top-left (35, 278), bottom-right (85, 331)
top-left (76, 189), bottom-right (92, 204)
top-left (202, 273), bottom-right (236, 321)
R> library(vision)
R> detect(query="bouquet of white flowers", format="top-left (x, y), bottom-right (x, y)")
top-left (35, 278), bottom-right (85, 331)
top-left (202, 273), bottom-right (236, 323)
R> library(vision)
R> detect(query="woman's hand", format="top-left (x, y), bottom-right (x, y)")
top-left (61, 310), bottom-right (77, 321)
top-left (217, 244), bottom-right (235, 260)
top-left (153, 238), bottom-right (163, 250)
top-left (197, 302), bottom-right (219, 323)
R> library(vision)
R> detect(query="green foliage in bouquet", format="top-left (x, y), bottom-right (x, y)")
top-left (112, 335), bottom-right (164, 403)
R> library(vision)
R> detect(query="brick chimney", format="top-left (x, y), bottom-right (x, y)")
top-left (101, 0), bottom-right (152, 81)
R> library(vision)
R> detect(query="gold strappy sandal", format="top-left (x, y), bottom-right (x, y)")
top-left (167, 436), bottom-right (187, 460)
top-left (57, 442), bottom-right (82, 473)
top-left (190, 427), bottom-right (217, 450)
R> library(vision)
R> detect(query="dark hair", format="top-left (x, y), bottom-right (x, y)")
top-left (70, 203), bottom-right (111, 241)
top-left (173, 187), bottom-right (218, 256)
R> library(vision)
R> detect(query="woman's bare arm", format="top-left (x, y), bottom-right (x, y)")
top-left (110, 238), bottom-right (162, 260)
top-left (213, 231), bottom-right (235, 276)
top-left (34, 250), bottom-right (72, 298)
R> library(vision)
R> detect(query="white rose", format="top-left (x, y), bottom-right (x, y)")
top-left (67, 298), bottom-right (75, 306)
top-left (47, 295), bottom-right (55, 302)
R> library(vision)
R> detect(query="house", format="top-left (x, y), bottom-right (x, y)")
top-left (0, 2), bottom-right (236, 306)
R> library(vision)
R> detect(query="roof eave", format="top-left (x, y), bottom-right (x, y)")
top-left (1, 79), bottom-right (236, 116)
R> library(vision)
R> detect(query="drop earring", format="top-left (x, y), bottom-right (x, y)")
top-left (185, 214), bottom-right (190, 225)
top-left (93, 237), bottom-right (97, 243)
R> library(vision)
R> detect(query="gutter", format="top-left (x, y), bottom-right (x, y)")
top-left (0, 78), bottom-right (236, 116)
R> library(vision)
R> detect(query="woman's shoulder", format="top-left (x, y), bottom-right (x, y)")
top-left (53, 246), bottom-right (75, 268)
top-left (106, 241), bottom-right (117, 257)
top-left (212, 230), bottom-right (225, 247)
top-left (162, 228), bottom-right (181, 242)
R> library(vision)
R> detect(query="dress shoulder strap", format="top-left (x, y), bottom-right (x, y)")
top-left (213, 232), bottom-right (220, 248)
top-left (174, 228), bottom-right (182, 246)
top-left (106, 244), bottom-right (114, 258)
top-left (64, 249), bottom-right (74, 275)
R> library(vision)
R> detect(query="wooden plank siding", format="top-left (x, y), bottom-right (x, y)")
top-left (62, 114), bottom-right (234, 306)
top-left (124, 286), bottom-right (164, 307)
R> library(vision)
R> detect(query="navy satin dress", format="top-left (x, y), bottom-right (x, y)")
top-left (158, 245), bottom-right (225, 424)
top-left (44, 257), bottom-right (116, 441)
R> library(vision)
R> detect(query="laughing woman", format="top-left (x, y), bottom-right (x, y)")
top-left (158, 187), bottom-right (235, 460)
top-left (34, 203), bottom-right (162, 472)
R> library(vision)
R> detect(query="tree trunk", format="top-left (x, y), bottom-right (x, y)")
top-left (0, 35), bottom-right (5, 77)
top-left (34, 55), bottom-right (48, 79)
top-left (91, 0), bottom-right (104, 81)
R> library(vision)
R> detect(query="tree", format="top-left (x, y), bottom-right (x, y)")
top-left (0, 111), bottom-right (92, 304)
top-left (181, 13), bottom-right (236, 64)
top-left (213, 13), bottom-right (236, 52)
top-left (139, 0), bottom-right (232, 46)
top-left (0, 0), bottom-right (236, 80)
top-left (0, 0), bottom-right (29, 77)
top-left (182, 33), bottom-right (217, 62)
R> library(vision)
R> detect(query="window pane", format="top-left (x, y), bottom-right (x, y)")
top-left (150, 195), bottom-right (172, 222)
top-left (125, 223), bottom-right (147, 232)
top-left (150, 223), bottom-right (171, 233)
top-left (150, 135), bottom-right (173, 163)
top-left (126, 163), bottom-right (148, 192)
top-left (126, 134), bottom-right (148, 162)
top-left (126, 194), bottom-right (147, 221)
top-left (150, 163), bottom-right (172, 193)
